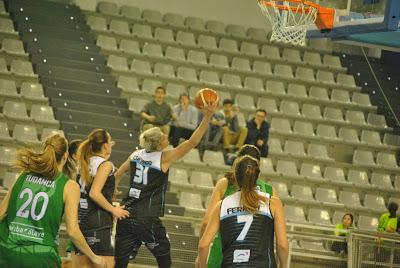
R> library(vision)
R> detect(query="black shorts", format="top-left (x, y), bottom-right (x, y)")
top-left (115, 217), bottom-right (170, 260)
top-left (77, 227), bottom-right (114, 256)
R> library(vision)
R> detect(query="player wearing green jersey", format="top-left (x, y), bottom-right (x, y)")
top-left (0, 134), bottom-right (105, 268)
top-left (196, 145), bottom-right (276, 268)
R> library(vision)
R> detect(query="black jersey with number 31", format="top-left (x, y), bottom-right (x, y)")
top-left (122, 149), bottom-right (169, 218)
top-left (220, 191), bottom-right (275, 268)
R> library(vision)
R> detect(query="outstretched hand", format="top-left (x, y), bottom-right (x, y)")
top-left (200, 94), bottom-right (219, 118)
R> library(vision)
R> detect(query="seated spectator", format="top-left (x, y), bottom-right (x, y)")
top-left (199, 112), bottom-right (224, 152)
top-left (140, 86), bottom-right (174, 134)
top-left (170, 93), bottom-right (199, 147)
top-left (245, 109), bottom-right (269, 157)
top-left (378, 202), bottom-right (398, 233)
top-left (331, 213), bottom-right (353, 254)
top-left (220, 99), bottom-right (248, 152)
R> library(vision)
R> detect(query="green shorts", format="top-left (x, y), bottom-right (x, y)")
top-left (207, 233), bottom-right (223, 268)
top-left (65, 240), bottom-right (77, 253)
top-left (0, 241), bottom-right (61, 268)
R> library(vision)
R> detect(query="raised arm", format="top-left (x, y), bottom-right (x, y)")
top-left (89, 162), bottom-right (129, 220)
top-left (198, 201), bottom-right (221, 268)
top-left (0, 174), bottom-right (19, 221)
top-left (63, 180), bottom-right (106, 268)
top-left (271, 196), bottom-right (289, 268)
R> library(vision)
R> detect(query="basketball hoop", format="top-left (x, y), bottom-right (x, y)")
top-left (257, 0), bottom-right (335, 46)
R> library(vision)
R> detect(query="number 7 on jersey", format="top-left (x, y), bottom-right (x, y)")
top-left (236, 214), bottom-right (253, 241)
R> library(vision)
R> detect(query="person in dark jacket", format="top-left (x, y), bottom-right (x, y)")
top-left (245, 109), bottom-right (269, 157)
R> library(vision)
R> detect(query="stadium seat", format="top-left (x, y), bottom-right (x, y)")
top-left (206, 20), bottom-right (226, 34)
top-left (293, 121), bottom-right (314, 136)
top-left (20, 83), bottom-right (47, 103)
top-left (274, 64), bottom-right (293, 78)
top-left (226, 24), bottom-right (247, 38)
top-left (323, 107), bottom-right (344, 122)
top-left (190, 171), bottom-right (214, 187)
top-left (230, 57), bottom-right (251, 72)
top-left (153, 63), bottom-right (175, 78)
top-left (389, 197), bottom-right (400, 206)
top-left (367, 113), bottom-right (387, 128)
top-left (287, 84), bottom-right (307, 98)
top-left (298, 240), bottom-right (327, 251)
top-left (315, 187), bottom-right (338, 203)
top-left (132, 24), bottom-right (153, 39)
top-left (199, 70), bottom-right (220, 85)
top-left (358, 215), bottom-right (378, 231)
top-left (323, 55), bottom-right (342, 68)
top-left (261, 45), bottom-right (281, 59)
top-left (347, 170), bottom-right (369, 186)
top-left (209, 54), bottom-right (229, 68)
top-left (266, 80), bottom-right (285, 95)
top-left (260, 158), bottom-right (275, 175)
top-left (11, 60), bottom-right (35, 77)
top-left (237, 112), bottom-right (246, 127)
top-left (98, 1), bottom-right (118, 15)
top-left (222, 74), bottom-right (242, 89)
top-left (41, 128), bottom-right (64, 141)
top-left (337, 73), bottom-right (356, 87)
top-left (364, 194), bottom-right (386, 211)
top-left (284, 140), bottom-right (306, 157)
top-left (240, 42), bottom-right (259, 56)
top-left (269, 181), bottom-right (289, 197)
top-left (142, 9), bottom-right (163, 23)
top-left (285, 205), bottom-right (307, 223)
top-left (308, 144), bottom-right (331, 160)
top-left (119, 39), bottom-right (140, 54)
top-left (308, 208), bottom-right (332, 225)
top-left (383, 133), bottom-right (400, 146)
top-left (131, 59), bottom-right (152, 74)
top-left (96, 35), bottom-right (118, 51)
top-left (353, 150), bottom-right (375, 166)
top-left (120, 5), bottom-right (141, 19)
top-left (13, 124), bottom-right (40, 145)
top-left (179, 192), bottom-right (204, 210)
top-left (0, 146), bottom-right (17, 177)
top-left (165, 83), bottom-right (186, 99)
top-left (376, 152), bottom-right (398, 168)
top-left (197, 34), bottom-right (217, 49)
top-left (316, 124), bottom-right (337, 139)
top-left (316, 70), bottom-right (335, 84)
top-left (295, 67), bottom-right (315, 81)
top-left (3, 101), bottom-right (30, 123)
top-left (217, 91), bottom-right (232, 101)
top-left (107, 55), bottom-right (129, 71)
top-left (331, 89), bottom-right (350, 103)
top-left (300, 163), bottom-right (322, 180)
top-left (360, 130), bottom-right (381, 145)
top-left (302, 104), bottom-right (322, 119)
top-left (324, 166), bottom-right (346, 181)
top-left (31, 105), bottom-right (58, 125)
top-left (202, 150), bottom-right (226, 168)
top-left (219, 38), bottom-right (238, 52)
top-left (185, 16), bottom-right (206, 31)
top-left (352, 92), bottom-right (372, 107)
top-left (164, 13), bottom-right (185, 27)
top-left (187, 50), bottom-right (208, 65)
top-left (181, 148), bottom-right (201, 164)
top-left (282, 48), bottom-right (302, 63)
top-left (309, 86), bottom-right (329, 100)
top-left (257, 98), bottom-right (278, 113)
top-left (110, 20), bottom-right (130, 35)
top-left (165, 46), bottom-right (186, 61)
top-left (177, 67), bottom-right (198, 82)
top-left (370, 172), bottom-right (393, 189)
top-left (142, 43), bottom-right (163, 58)
top-left (332, 211), bottom-right (348, 226)
top-left (395, 176), bottom-right (400, 190)
top-left (141, 79), bottom-right (162, 94)
top-left (0, 121), bottom-right (13, 144)
top-left (303, 51), bottom-right (322, 65)
top-left (118, 76), bottom-right (139, 93)
top-left (345, 110), bottom-right (366, 125)
top-left (244, 77), bottom-right (264, 92)
top-left (2, 39), bottom-right (25, 55)
top-left (252, 61), bottom-right (272, 75)
top-left (129, 98), bottom-right (148, 114)
top-left (0, 18), bottom-right (14, 33)
top-left (268, 138), bottom-right (283, 154)
top-left (247, 27), bottom-right (268, 41)
top-left (87, 16), bottom-right (107, 31)
top-left (270, 118), bottom-right (291, 133)
top-left (291, 184), bottom-right (314, 201)
top-left (280, 101), bottom-right (300, 116)
top-left (3, 171), bottom-right (18, 189)
top-left (339, 191), bottom-right (362, 207)
top-left (154, 28), bottom-right (174, 42)
top-left (339, 127), bottom-right (360, 143)
top-left (276, 160), bottom-right (299, 177)
top-left (0, 78), bottom-right (18, 104)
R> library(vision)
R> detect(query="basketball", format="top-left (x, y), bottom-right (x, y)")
top-left (194, 88), bottom-right (219, 109)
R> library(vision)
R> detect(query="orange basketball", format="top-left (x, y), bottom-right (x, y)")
top-left (194, 88), bottom-right (219, 109)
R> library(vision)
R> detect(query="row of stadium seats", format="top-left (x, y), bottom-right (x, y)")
top-left (0, 57), bottom-right (36, 77)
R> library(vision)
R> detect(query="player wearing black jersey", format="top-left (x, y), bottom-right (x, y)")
top-left (199, 156), bottom-right (288, 268)
top-left (75, 129), bottom-right (130, 268)
top-left (114, 95), bottom-right (218, 268)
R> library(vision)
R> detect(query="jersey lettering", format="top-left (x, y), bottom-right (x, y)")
top-left (16, 188), bottom-right (49, 221)
top-left (236, 214), bottom-right (253, 241)
top-left (133, 165), bottom-right (149, 185)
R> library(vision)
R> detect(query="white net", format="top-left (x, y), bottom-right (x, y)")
top-left (258, 0), bottom-right (318, 46)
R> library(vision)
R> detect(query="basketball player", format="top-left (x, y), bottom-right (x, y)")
top-left (199, 155), bottom-right (288, 268)
top-left (0, 134), bottom-right (106, 268)
top-left (196, 144), bottom-right (276, 268)
top-left (113, 98), bottom-right (218, 268)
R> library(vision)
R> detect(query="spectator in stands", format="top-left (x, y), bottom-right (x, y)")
top-left (198, 112), bottom-right (224, 152)
top-left (140, 86), bottom-right (174, 135)
top-left (245, 109), bottom-right (269, 157)
top-left (331, 213), bottom-right (353, 254)
top-left (220, 99), bottom-right (248, 152)
top-left (378, 202), bottom-right (398, 233)
top-left (169, 93), bottom-right (199, 147)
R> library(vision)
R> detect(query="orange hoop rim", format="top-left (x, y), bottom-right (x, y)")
top-left (258, 0), bottom-right (320, 14)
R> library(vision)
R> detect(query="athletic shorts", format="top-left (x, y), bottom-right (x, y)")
top-left (115, 217), bottom-right (170, 260)
top-left (0, 241), bottom-right (60, 268)
top-left (207, 232), bottom-right (223, 268)
top-left (76, 227), bottom-right (114, 256)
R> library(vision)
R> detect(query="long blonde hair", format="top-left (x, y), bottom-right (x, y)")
top-left (77, 129), bottom-right (109, 185)
top-left (233, 155), bottom-right (267, 214)
top-left (14, 134), bottom-right (68, 179)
